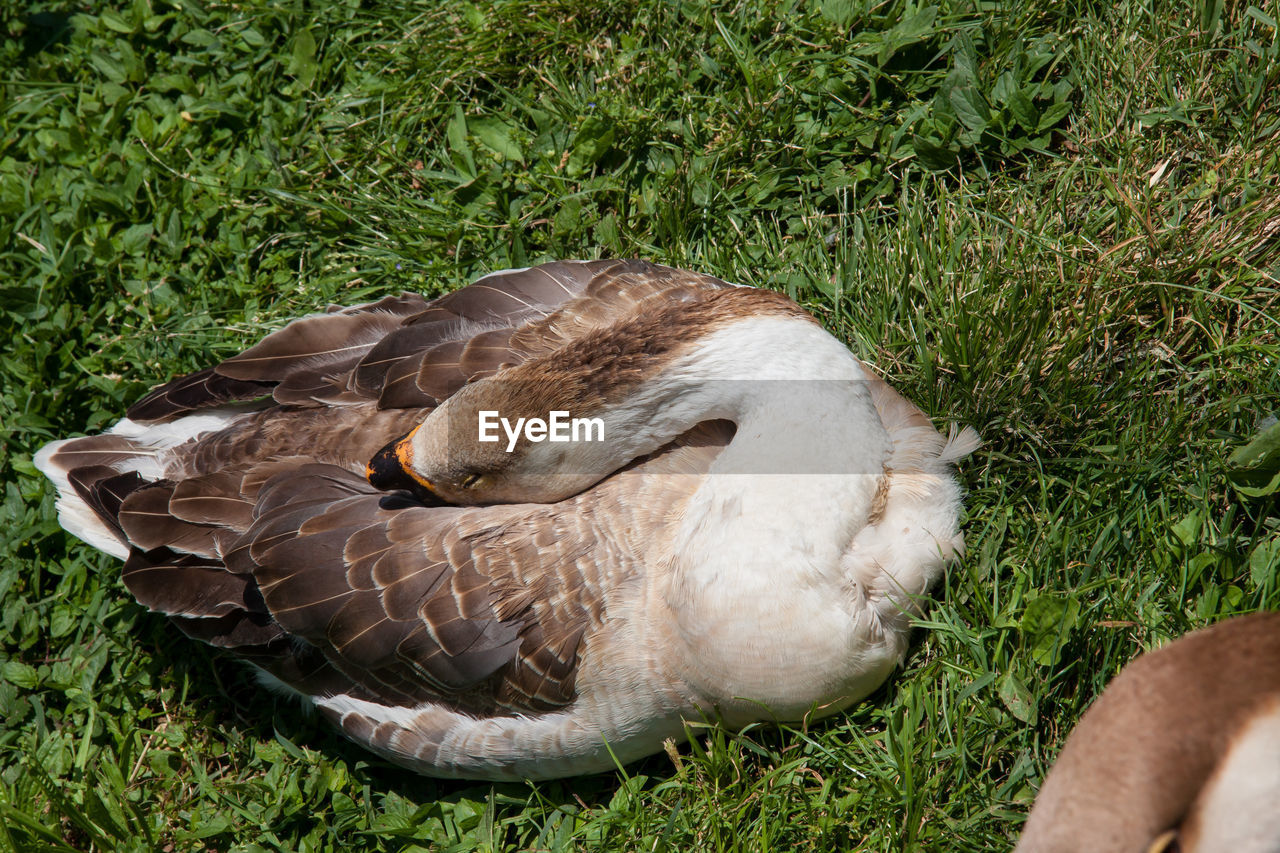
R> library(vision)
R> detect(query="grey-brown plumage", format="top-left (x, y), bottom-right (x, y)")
top-left (1016, 612), bottom-right (1280, 853)
top-left (40, 261), bottom-right (730, 712)
top-left (36, 259), bottom-right (977, 779)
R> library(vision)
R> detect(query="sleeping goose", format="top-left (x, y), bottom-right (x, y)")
top-left (35, 259), bottom-right (978, 780)
top-left (1016, 611), bottom-right (1280, 852)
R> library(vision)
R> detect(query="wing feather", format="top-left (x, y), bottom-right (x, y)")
top-left (53, 260), bottom-right (735, 716)
top-left (127, 367), bottom-right (275, 422)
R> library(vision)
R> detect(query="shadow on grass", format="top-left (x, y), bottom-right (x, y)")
top-left (21, 10), bottom-right (74, 58)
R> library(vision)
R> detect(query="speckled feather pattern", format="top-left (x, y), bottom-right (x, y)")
top-left (37, 259), bottom-right (976, 779)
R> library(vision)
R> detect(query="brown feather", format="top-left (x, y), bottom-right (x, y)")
top-left (127, 366), bottom-right (275, 423)
top-left (268, 369), bottom-right (350, 407)
top-left (118, 483), bottom-right (219, 557)
top-left (218, 311), bottom-right (409, 383)
top-left (47, 261), bottom-right (762, 721)
top-left (411, 340), bottom-right (470, 403)
top-left (49, 434), bottom-right (150, 472)
top-left (68, 467), bottom-right (146, 536)
top-left (376, 351), bottom-right (439, 409)
top-left (168, 610), bottom-right (287, 648)
top-left (354, 323), bottom-right (468, 399)
top-left (169, 472), bottom-right (254, 529)
top-left (122, 547), bottom-right (256, 618)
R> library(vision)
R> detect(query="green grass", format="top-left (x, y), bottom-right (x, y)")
top-left (2, 0), bottom-right (1279, 849)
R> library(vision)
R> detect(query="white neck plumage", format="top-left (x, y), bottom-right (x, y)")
top-left (661, 316), bottom-right (888, 574)
top-left (580, 316), bottom-right (890, 570)
top-left (617, 315), bottom-right (896, 714)
top-left (588, 315), bottom-right (887, 470)
top-left (520, 312), bottom-right (892, 592)
top-left (573, 314), bottom-right (885, 572)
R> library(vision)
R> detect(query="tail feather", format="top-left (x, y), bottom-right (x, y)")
top-left (938, 424), bottom-right (982, 465)
top-left (35, 439), bottom-right (136, 559)
top-left (67, 466), bottom-right (146, 538)
top-left (862, 370), bottom-right (980, 472)
top-left (35, 411), bottom-right (246, 560)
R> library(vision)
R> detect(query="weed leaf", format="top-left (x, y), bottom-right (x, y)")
top-left (1227, 419), bottom-right (1280, 497)
top-left (1020, 595), bottom-right (1080, 667)
top-left (998, 673), bottom-right (1037, 724)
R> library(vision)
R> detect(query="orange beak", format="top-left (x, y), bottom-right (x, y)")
top-left (366, 426), bottom-right (437, 500)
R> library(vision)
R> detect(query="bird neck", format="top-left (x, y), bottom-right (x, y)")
top-left (630, 316), bottom-right (895, 716)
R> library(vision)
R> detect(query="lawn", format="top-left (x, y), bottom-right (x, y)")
top-left (2, 0), bottom-right (1278, 850)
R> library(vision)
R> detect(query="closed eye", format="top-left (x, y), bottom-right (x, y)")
top-left (461, 473), bottom-right (482, 489)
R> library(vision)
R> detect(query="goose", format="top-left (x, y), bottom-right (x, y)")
top-left (35, 259), bottom-right (978, 780)
top-left (1016, 611), bottom-right (1280, 852)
